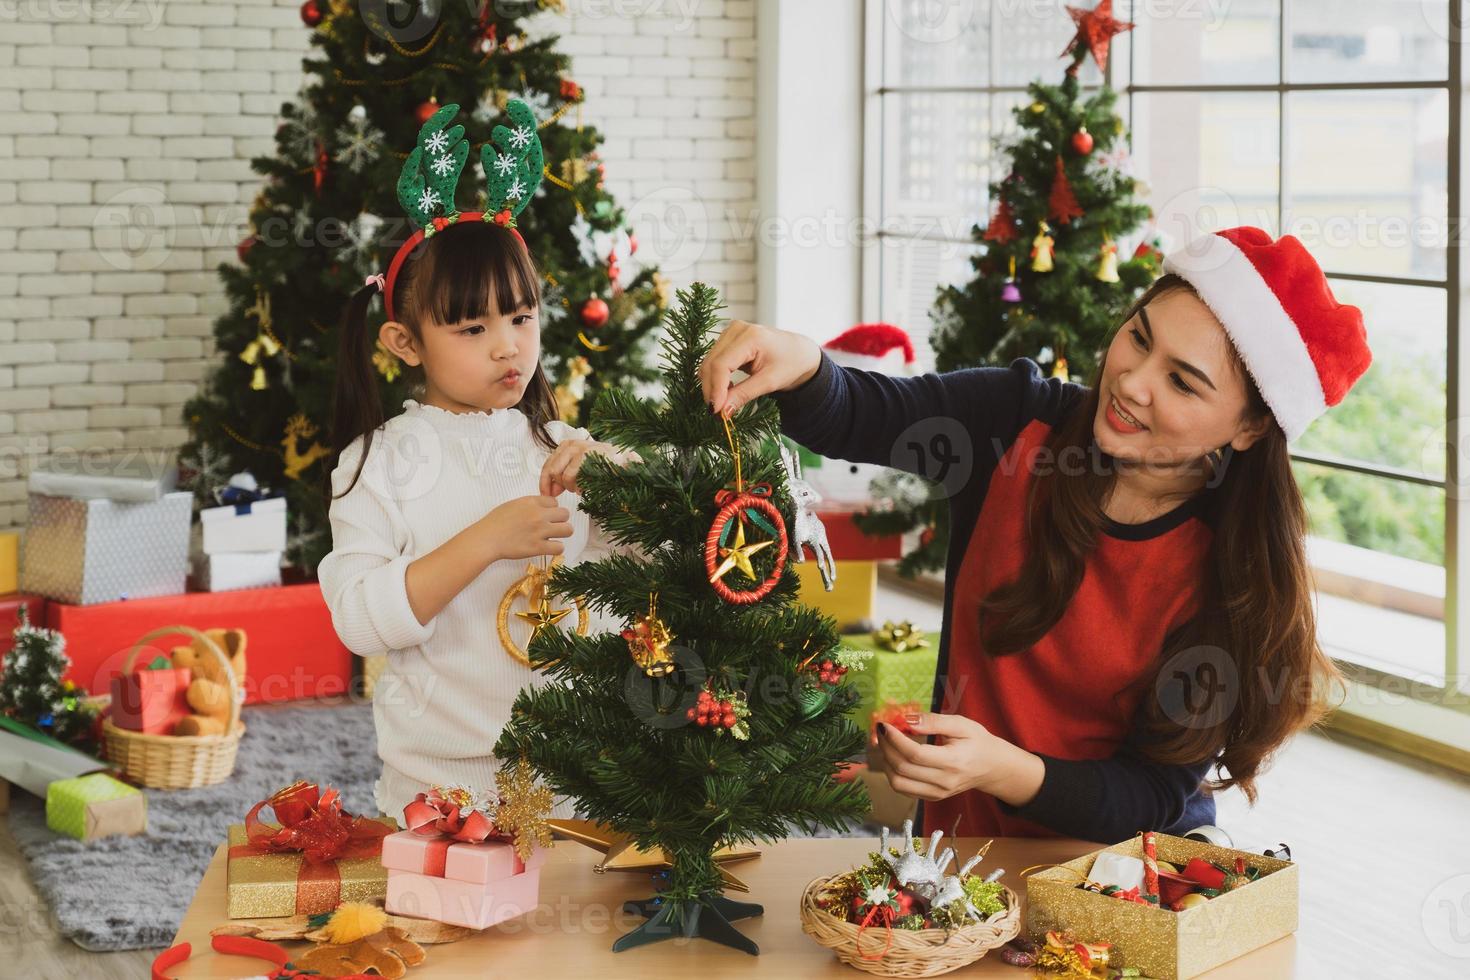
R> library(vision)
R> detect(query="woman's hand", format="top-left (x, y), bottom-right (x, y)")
top-left (876, 712), bottom-right (1046, 806)
top-left (699, 319), bottom-right (824, 417)
top-left (539, 438), bottom-right (642, 497)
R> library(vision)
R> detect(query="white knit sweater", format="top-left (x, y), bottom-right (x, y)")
top-left (317, 398), bottom-right (625, 819)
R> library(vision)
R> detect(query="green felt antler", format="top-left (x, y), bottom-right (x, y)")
top-left (396, 103), bottom-right (469, 231)
top-left (480, 100), bottom-right (543, 223)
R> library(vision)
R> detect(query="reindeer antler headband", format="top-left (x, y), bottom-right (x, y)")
top-left (377, 99), bottom-right (545, 322)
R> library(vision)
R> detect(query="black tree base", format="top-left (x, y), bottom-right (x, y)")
top-left (612, 892), bottom-right (765, 955)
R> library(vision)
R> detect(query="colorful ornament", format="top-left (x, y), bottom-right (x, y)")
top-left (236, 235), bottom-right (256, 264)
top-left (705, 419), bottom-right (789, 604)
top-left (983, 198), bottom-right (1017, 244)
top-left (1141, 830), bottom-right (1160, 905)
top-left (560, 78), bottom-right (583, 101)
top-left (1062, 0), bottom-right (1134, 74)
top-left (553, 354), bottom-right (591, 422)
top-left (1031, 221), bottom-right (1055, 273)
top-left (1051, 357), bottom-right (1069, 382)
top-left (779, 442), bottom-right (835, 591)
top-left (687, 683), bottom-right (751, 739)
top-left (300, 0), bottom-right (322, 27)
top-left (239, 289), bottom-right (281, 391)
top-left (1000, 256), bottom-right (1022, 303)
top-left (1071, 125), bottom-right (1094, 155)
top-left (281, 413), bottom-right (330, 480)
top-left (371, 340), bottom-right (402, 383)
top-left (496, 556), bottom-right (590, 666)
top-left (415, 98), bottom-right (441, 126)
top-left (581, 296), bottom-right (610, 328)
top-left (312, 141), bottom-right (329, 197)
top-left (1095, 234), bottom-right (1120, 283)
top-left (622, 591), bottom-right (676, 677)
top-left (1048, 157), bottom-right (1084, 225)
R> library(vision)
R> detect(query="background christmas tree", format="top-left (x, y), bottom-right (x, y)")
top-left (496, 283), bottom-right (868, 955)
top-left (856, 2), bottom-right (1156, 576)
top-left (0, 607), bottom-right (98, 753)
top-left (178, 0), bottom-right (669, 573)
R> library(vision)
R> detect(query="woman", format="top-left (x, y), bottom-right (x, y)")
top-left (698, 227), bottom-right (1372, 842)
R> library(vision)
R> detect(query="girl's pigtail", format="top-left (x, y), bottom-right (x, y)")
top-left (326, 281), bottom-right (385, 504)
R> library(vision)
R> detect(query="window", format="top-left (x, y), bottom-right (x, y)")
top-left (864, 0), bottom-right (1101, 371)
top-left (864, 1), bottom-right (1462, 700)
top-left (1119, 0), bottom-right (1454, 689)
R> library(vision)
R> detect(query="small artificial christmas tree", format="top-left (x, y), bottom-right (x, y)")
top-left (856, 0), bottom-right (1157, 576)
top-left (496, 283), bottom-right (869, 955)
top-left (0, 607), bottom-right (98, 753)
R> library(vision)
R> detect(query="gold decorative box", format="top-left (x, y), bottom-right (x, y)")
top-left (225, 818), bottom-right (393, 918)
top-left (1025, 833), bottom-right (1297, 979)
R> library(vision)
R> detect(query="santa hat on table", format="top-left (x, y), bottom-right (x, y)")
top-left (1161, 226), bottom-right (1371, 442)
top-left (824, 323), bottom-right (916, 375)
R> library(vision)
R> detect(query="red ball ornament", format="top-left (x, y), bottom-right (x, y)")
top-left (236, 236), bottom-right (256, 264)
top-left (300, 0), bottom-right (322, 27)
top-left (581, 297), bottom-right (610, 329)
top-left (416, 98), bottom-right (440, 125)
top-left (1072, 126), bottom-right (1094, 155)
top-left (627, 232), bottom-right (638, 255)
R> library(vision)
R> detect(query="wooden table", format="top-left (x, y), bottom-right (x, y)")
top-left (169, 836), bottom-right (1299, 977)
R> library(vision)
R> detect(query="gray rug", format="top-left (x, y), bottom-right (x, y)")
top-left (7, 700), bottom-right (380, 952)
top-left (9, 700), bottom-right (867, 952)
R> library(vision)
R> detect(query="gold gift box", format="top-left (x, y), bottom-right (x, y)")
top-left (226, 819), bottom-right (393, 918)
top-left (1026, 833), bottom-right (1297, 980)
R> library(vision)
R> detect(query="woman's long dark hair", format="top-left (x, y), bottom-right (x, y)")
top-left (976, 274), bottom-right (1343, 803)
top-left (327, 220), bottom-right (560, 504)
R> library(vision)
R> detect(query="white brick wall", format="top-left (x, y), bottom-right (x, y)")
top-left (0, 0), bottom-right (758, 533)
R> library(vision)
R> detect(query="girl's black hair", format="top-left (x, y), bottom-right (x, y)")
top-left (326, 220), bottom-right (559, 505)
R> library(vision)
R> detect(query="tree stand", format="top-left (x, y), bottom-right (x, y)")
top-left (612, 892), bottom-right (765, 955)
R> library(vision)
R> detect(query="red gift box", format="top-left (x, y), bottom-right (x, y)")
top-left (109, 662), bottom-right (192, 734)
top-left (815, 510), bottom-right (903, 561)
top-left (0, 593), bottom-right (47, 659)
top-left (48, 583), bottom-right (353, 706)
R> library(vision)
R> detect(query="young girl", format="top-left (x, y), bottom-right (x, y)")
top-left (700, 226), bottom-right (1371, 842)
top-left (318, 217), bottom-right (632, 820)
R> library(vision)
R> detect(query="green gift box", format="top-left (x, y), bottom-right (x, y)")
top-left (839, 622), bottom-right (939, 732)
top-left (46, 772), bottom-right (147, 841)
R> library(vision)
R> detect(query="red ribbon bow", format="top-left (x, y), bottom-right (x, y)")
top-left (241, 781), bottom-right (390, 865)
top-left (713, 481), bottom-right (774, 509)
top-left (403, 786), bottom-right (501, 844)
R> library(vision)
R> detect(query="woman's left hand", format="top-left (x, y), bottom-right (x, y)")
top-left (539, 439), bottom-right (641, 497)
top-left (876, 712), bottom-right (1045, 805)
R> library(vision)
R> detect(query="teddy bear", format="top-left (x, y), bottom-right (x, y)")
top-left (170, 628), bottom-right (247, 737)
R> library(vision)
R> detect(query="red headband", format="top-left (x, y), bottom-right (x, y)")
top-left (376, 212), bottom-right (527, 322)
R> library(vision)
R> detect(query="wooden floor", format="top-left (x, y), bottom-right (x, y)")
top-left (6, 575), bottom-right (1470, 976)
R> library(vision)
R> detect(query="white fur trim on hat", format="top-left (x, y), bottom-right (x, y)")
top-left (1163, 234), bottom-right (1327, 442)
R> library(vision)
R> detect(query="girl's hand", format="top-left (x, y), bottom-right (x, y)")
top-left (480, 494), bottom-right (573, 561)
top-left (699, 319), bottom-right (824, 418)
top-left (876, 712), bottom-right (1045, 806)
top-left (540, 439), bottom-right (641, 497)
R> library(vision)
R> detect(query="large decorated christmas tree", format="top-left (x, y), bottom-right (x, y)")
top-left (496, 284), bottom-right (869, 955)
top-left (179, 0), bottom-right (668, 573)
top-left (856, 0), bottom-right (1157, 576)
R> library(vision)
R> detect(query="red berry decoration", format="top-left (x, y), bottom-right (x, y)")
top-left (1072, 126), bottom-right (1094, 155)
top-left (300, 0), bottom-right (322, 27)
top-left (416, 99), bottom-right (440, 125)
top-left (581, 297), bottom-right (610, 329)
top-left (722, 715), bottom-right (737, 728)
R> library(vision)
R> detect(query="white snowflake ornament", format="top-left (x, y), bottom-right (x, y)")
top-left (492, 152), bottom-right (516, 177)
top-left (507, 124), bottom-right (532, 149)
top-left (416, 187), bottom-right (440, 213)
top-left (429, 153), bottom-right (455, 178)
top-left (425, 129), bottom-right (451, 154)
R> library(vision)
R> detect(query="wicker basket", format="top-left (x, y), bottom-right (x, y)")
top-left (102, 625), bottom-right (245, 789)
top-left (799, 874), bottom-right (1021, 978)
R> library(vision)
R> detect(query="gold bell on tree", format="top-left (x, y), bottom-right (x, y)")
top-left (1030, 220), bottom-right (1055, 273)
top-left (1095, 234), bottom-right (1120, 283)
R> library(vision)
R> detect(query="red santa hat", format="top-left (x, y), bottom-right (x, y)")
top-left (824, 323), bottom-right (916, 374)
top-left (1161, 226), bottom-right (1371, 442)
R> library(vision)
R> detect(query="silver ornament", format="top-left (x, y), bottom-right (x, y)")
top-left (780, 442), bottom-right (836, 591)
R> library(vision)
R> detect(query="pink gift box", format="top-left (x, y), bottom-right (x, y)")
top-left (386, 867), bottom-right (542, 930)
top-left (380, 830), bottom-right (547, 881)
